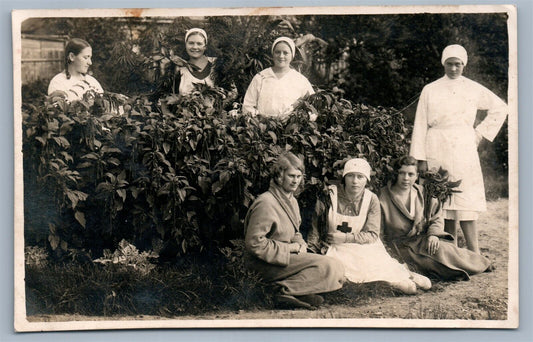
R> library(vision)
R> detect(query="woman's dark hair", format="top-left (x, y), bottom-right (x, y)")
top-left (271, 152), bottom-right (305, 186)
top-left (391, 155), bottom-right (418, 183)
top-left (64, 38), bottom-right (91, 79)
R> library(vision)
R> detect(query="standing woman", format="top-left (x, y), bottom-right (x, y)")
top-left (307, 158), bottom-right (432, 294)
top-left (410, 45), bottom-right (508, 254)
top-left (244, 152), bottom-right (344, 309)
top-left (48, 38), bottom-right (104, 102)
top-left (243, 37), bottom-right (314, 118)
top-left (176, 28), bottom-right (216, 95)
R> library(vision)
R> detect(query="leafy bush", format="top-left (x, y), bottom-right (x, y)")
top-left (305, 13), bottom-right (509, 108)
top-left (22, 85), bottom-right (408, 259)
top-left (22, 13), bottom-right (508, 259)
top-left (24, 246), bottom-right (48, 268)
top-left (94, 239), bottom-right (158, 276)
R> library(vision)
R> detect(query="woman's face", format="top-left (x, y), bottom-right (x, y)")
top-left (186, 34), bottom-right (207, 59)
top-left (396, 165), bottom-right (418, 190)
top-left (69, 47), bottom-right (92, 75)
top-left (272, 42), bottom-right (293, 68)
top-left (344, 172), bottom-right (367, 196)
top-left (279, 166), bottom-right (302, 194)
top-left (444, 57), bottom-right (464, 79)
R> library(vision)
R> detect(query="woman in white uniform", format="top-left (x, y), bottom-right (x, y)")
top-left (176, 28), bottom-right (216, 95)
top-left (410, 45), bottom-right (508, 254)
top-left (307, 158), bottom-right (431, 294)
top-left (243, 37), bottom-right (314, 118)
top-left (48, 38), bottom-right (104, 102)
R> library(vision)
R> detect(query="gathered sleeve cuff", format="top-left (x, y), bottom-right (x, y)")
top-left (475, 86), bottom-right (508, 142)
top-left (409, 87), bottom-right (429, 161)
top-left (244, 198), bottom-right (291, 266)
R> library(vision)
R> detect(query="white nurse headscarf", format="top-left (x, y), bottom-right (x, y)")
top-left (441, 44), bottom-right (468, 66)
top-left (185, 28), bottom-right (208, 44)
top-left (342, 158), bottom-right (372, 181)
top-left (272, 37), bottom-right (296, 58)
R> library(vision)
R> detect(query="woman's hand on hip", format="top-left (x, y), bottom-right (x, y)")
top-left (327, 232), bottom-right (347, 244)
top-left (427, 235), bottom-right (440, 255)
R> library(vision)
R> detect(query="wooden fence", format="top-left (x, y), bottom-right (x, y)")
top-left (21, 35), bottom-right (67, 85)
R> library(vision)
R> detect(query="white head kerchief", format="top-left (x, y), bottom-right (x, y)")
top-left (185, 28), bottom-right (208, 44)
top-left (441, 44), bottom-right (468, 66)
top-left (342, 158), bottom-right (372, 181)
top-left (271, 37), bottom-right (295, 58)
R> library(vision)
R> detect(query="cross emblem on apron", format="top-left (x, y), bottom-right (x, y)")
top-left (337, 221), bottom-right (352, 233)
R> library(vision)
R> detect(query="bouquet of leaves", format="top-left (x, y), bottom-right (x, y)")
top-left (420, 167), bottom-right (462, 228)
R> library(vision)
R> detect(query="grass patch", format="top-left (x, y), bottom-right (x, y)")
top-left (26, 253), bottom-right (275, 317)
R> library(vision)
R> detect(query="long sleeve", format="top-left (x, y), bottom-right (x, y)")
top-left (349, 194), bottom-right (380, 244)
top-left (410, 87), bottom-right (429, 161)
top-left (242, 74), bottom-right (261, 115)
top-left (474, 85), bottom-right (508, 142)
top-left (303, 78), bottom-right (315, 97)
top-left (425, 198), bottom-right (454, 240)
top-left (244, 196), bottom-right (291, 266)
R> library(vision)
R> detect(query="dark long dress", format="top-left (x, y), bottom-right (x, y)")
top-left (244, 181), bottom-right (345, 295)
top-left (379, 183), bottom-right (492, 280)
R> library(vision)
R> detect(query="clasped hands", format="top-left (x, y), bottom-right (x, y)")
top-left (327, 232), bottom-right (349, 244)
top-left (327, 231), bottom-right (439, 255)
top-left (289, 242), bottom-right (307, 254)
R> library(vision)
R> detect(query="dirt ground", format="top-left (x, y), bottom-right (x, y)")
top-left (28, 199), bottom-right (511, 324)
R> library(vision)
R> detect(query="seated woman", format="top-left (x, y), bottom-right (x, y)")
top-left (244, 152), bottom-right (344, 309)
top-left (308, 158), bottom-right (431, 294)
top-left (379, 156), bottom-right (492, 280)
top-left (48, 38), bottom-right (104, 102)
top-left (242, 37), bottom-right (314, 118)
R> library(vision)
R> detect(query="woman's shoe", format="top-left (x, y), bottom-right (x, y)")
top-left (409, 271), bottom-right (432, 290)
top-left (275, 294), bottom-right (315, 310)
top-left (389, 279), bottom-right (417, 294)
top-left (296, 294), bottom-right (324, 307)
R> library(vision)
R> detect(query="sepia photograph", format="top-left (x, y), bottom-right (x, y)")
top-left (12, 4), bottom-right (518, 332)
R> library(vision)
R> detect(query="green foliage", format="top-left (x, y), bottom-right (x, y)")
top-left (22, 13), bottom-right (508, 258)
top-left (23, 82), bottom-right (408, 259)
top-left (25, 246), bottom-right (49, 268)
top-left (303, 13), bottom-right (509, 109)
top-left (420, 167), bottom-right (462, 229)
top-left (421, 167), bottom-right (462, 205)
top-left (93, 239), bottom-right (158, 276)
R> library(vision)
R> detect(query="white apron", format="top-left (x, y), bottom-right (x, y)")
top-left (325, 186), bottom-right (412, 284)
top-left (178, 57), bottom-right (215, 95)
